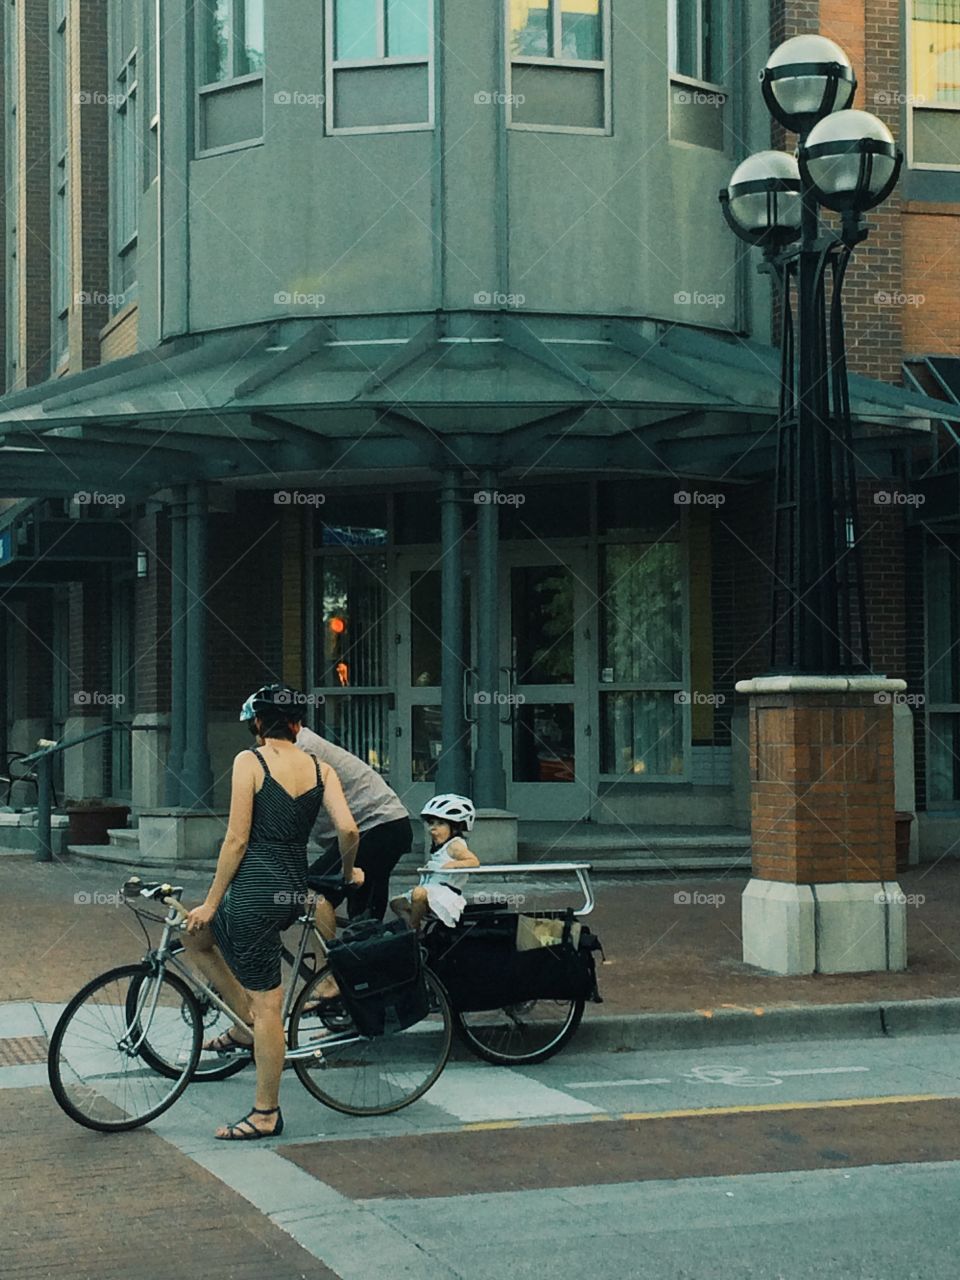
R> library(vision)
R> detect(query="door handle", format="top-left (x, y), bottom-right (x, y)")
top-left (463, 666), bottom-right (478, 725)
top-left (499, 665), bottom-right (517, 725)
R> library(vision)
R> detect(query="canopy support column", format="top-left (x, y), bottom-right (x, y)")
top-left (163, 489), bottom-right (187, 806)
top-left (179, 483), bottom-right (214, 809)
top-left (473, 471), bottom-right (507, 807)
top-left (437, 471), bottom-right (469, 794)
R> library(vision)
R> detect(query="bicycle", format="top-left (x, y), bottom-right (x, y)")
top-left (47, 877), bottom-right (454, 1134)
top-left (422, 862), bottom-right (602, 1067)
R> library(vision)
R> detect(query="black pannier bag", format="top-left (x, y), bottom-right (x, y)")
top-left (325, 919), bottom-right (430, 1037)
top-left (425, 905), bottom-right (603, 1014)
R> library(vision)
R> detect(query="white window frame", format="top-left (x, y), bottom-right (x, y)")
top-left (906, 0), bottom-right (960, 172)
top-left (505, 0), bottom-right (612, 136)
top-left (110, 1), bottom-right (139, 313)
top-left (196, 0), bottom-right (265, 158)
top-left (325, 0), bottom-right (435, 136)
top-left (668, 0), bottom-right (726, 93)
top-left (198, 0), bottom-right (265, 90)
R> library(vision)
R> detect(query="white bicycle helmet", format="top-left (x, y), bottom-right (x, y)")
top-left (421, 793), bottom-right (477, 832)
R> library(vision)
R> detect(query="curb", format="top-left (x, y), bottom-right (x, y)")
top-left (574, 998), bottom-right (960, 1052)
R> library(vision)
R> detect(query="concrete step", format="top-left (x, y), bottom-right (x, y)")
top-left (107, 828), bottom-right (139, 847)
top-left (66, 844), bottom-right (213, 871)
top-left (394, 825), bottom-right (752, 876)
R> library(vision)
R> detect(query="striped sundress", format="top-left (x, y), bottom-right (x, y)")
top-left (211, 747), bottom-right (325, 991)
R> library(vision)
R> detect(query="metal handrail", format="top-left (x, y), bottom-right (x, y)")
top-left (25, 722), bottom-right (156, 864)
top-left (19, 724), bottom-right (117, 766)
top-left (416, 861), bottom-right (595, 916)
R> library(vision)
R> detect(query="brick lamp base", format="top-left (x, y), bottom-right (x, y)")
top-left (736, 676), bottom-right (908, 976)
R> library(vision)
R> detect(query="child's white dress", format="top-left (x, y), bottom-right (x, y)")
top-left (403, 839), bottom-right (469, 927)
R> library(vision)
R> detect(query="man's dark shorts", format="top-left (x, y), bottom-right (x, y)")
top-left (306, 815), bottom-right (414, 921)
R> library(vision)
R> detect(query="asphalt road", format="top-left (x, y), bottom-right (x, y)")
top-left (7, 999), bottom-right (960, 1280)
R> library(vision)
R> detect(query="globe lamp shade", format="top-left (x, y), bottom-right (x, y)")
top-left (799, 110), bottom-right (901, 212)
top-left (719, 151), bottom-right (802, 248)
top-left (760, 35), bottom-right (856, 135)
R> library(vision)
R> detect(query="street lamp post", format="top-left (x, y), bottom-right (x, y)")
top-left (719, 36), bottom-right (909, 977)
top-left (720, 35), bottom-right (902, 675)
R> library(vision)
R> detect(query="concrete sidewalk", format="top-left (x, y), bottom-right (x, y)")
top-left (2, 850), bottom-right (959, 1043)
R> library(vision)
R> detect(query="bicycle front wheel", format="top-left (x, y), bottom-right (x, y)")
top-left (455, 998), bottom-right (584, 1065)
top-left (49, 964), bottom-right (201, 1132)
top-left (124, 971), bottom-right (251, 1083)
top-left (289, 964), bottom-right (452, 1116)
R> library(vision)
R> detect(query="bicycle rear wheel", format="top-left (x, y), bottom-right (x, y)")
top-left (289, 964), bottom-right (452, 1116)
top-left (455, 998), bottom-right (584, 1065)
top-left (49, 964), bottom-right (201, 1132)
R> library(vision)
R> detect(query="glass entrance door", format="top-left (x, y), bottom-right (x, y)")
top-left (500, 550), bottom-right (594, 821)
top-left (394, 556), bottom-right (473, 820)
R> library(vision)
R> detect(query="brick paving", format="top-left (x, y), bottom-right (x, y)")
top-left (2, 851), bottom-right (960, 1012)
top-left (0, 1087), bottom-right (340, 1280)
top-left (281, 1098), bottom-right (960, 1199)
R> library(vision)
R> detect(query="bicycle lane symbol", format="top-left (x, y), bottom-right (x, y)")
top-left (682, 1065), bottom-right (784, 1088)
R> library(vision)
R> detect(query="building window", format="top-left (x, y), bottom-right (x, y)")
top-left (51, 0), bottom-right (70, 365)
top-left (671, 0), bottom-right (724, 85)
top-left (910, 0), bottom-right (960, 168)
top-left (110, 0), bottom-right (138, 311)
top-left (197, 0), bottom-right (265, 154)
top-left (326, 0), bottom-right (434, 133)
top-left (202, 0), bottom-right (264, 85)
top-left (668, 0), bottom-right (727, 150)
top-left (598, 542), bottom-right (687, 779)
top-left (144, 0), bottom-right (160, 186)
top-left (926, 538), bottom-right (960, 805)
top-left (507, 0), bottom-right (610, 133)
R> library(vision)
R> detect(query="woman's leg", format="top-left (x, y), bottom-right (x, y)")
top-left (214, 984), bottom-right (285, 1138)
top-left (183, 927), bottom-right (253, 1040)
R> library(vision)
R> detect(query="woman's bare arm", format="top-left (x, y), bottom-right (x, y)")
top-left (320, 762), bottom-right (361, 880)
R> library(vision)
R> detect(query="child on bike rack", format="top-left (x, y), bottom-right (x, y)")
top-left (391, 794), bottom-right (479, 930)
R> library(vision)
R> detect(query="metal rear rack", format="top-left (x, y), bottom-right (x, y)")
top-left (416, 862), bottom-right (595, 916)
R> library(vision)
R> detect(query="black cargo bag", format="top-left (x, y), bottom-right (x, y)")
top-left (325, 919), bottom-right (430, 1037)
top-left (425, 906), bottom-right (603, 1014)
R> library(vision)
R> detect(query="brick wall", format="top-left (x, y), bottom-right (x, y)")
top-left (100, 305), bottom-right (139, 363)
top-left (750, 692), bottom-right (896, 882)
top-left (134, 510), bottom-right (170, 716)
top-left (67, 572), bottom-right (110, 714)
top-left (858, 479), bottom-right (906, 680)
top-left (21, 595), bottom-right (53, 721)
top-left (205, 499), bottom-right (284, 716)
top-left (902, 207), bottom-right (960, 357)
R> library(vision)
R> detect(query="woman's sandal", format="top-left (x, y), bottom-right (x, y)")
top-left (203, 1028), bottom-right (254, 1055)
top-left (214, 1106), bottom-right (283, 1141)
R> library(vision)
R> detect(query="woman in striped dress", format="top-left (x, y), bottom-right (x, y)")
top-left (184, 685), bottom-right (361, 1140)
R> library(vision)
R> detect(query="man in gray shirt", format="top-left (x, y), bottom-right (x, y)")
top-left (240, 687), bottom-right (412, 921)
top-left (297, 723), bottom-right (413, 921)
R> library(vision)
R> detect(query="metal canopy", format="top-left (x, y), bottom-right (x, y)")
top-left (0, 312), bottom-right (952, 499)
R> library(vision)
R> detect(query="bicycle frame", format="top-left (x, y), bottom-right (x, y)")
top-left (132, 900), bottom-right (369, 1063)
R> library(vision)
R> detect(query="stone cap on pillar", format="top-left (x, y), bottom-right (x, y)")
top-left (735, 675), bottom-right (907, 696)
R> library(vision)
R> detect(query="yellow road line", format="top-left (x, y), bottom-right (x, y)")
top-left (619, 1093), bottom-right (950, 1122)
top-left (462, 1120), bottom-right (524, 1131)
